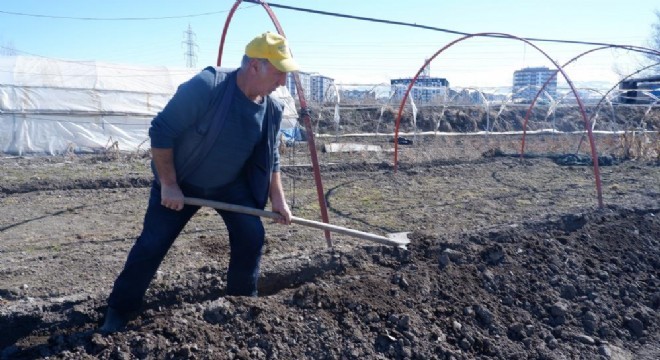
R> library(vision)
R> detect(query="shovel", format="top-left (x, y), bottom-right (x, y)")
top-left (184, 197), bottom-right (410, 248)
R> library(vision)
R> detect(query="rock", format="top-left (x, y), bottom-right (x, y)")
top-left (443, 249), bottom-right (463, 262)
top-left (598, 325), bottom-right (611, 337)
top-left (597, 270), bottom-right (609, 281)
top-left (438, 253), bottom-right (450, 269)
top-left (482, 269), bottom-right (495, 282)
top-left (573, 333), bottom-right (595, 345)
top-left (459, 338), bottom-right (471, 350)
top-left (113, 347), bottom-right (132, 360)
top-left (388, 314), bottom-right (399, 324)
top-left (475, 305), bottom-right (494, 326)
top-left (452, 320), bottom-right (462, 332)
top-left (650, 292), bottom-right (660, 310)
top-left (203, 298), bottom-right (234, 324)
top-left (560, 284), bottom-right (577, 300)
top-left (622, 297), bottom-right (634, 306)
top-left (508, 323), bottom-right (526, 341)
top-left (481, 245), bottom-right (505, 265)
top-left (397, 315), bottom-right (411, 331)
top-left (550, 302), bottom-right (568, 318)
top-left (365, 311), bottom-right (380, 323)
top-left (90, 333), bottom-right (108, 348)
top-left (602, 344), bottom-right (635, 360)
top-left (431, 326), bottom-right (447, 342)
top-left (624, 317), bottom-right (644, 337)
top-left (375, 333), bottom-right (396, 352)
top-left (401, 346), bottom-right (413, 358)
top-left (582, 311), bottom-right (598, 333)
top-left (598, 345), bottom-right (611, 357)
top-left (399, 276), bottom-right (410, 289)
top-left (249, 347), bottom-right (266, 359)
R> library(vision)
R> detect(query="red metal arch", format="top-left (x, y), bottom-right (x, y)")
top-left (575, 60), bottom-right (660, 153)
top-left (393, 32), bottom-right (605, 208)
top-left (217, 0), bottom-right (332, 246)
top-left (522, 45), bottom-right (660, 156)
top-left (520, 45), bottom-right (611, 158)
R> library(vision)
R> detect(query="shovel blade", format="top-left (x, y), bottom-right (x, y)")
top-left (387, 232), bottom-right (411, 249)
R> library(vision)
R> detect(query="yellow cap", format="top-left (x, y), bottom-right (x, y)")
top-left (245, 32), bottom-right (299, 72)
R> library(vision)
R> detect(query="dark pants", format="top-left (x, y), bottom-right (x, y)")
top-left (107, 178), bottom-right (264, 314)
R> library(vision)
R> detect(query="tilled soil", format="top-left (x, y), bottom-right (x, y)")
top-left (0, 151), bottom-right (658, 360)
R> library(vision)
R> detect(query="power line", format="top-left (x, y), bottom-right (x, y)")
top-left (2, 1), bottom-right (656, 57)
top-left (0, 9), bottom-right (227, 21)
top-left (0, 3), bottom-right (259, 21)
top-left (246, 0), bottom-right (655, 51)
top-left (2, 1), bottom-right (656, 82)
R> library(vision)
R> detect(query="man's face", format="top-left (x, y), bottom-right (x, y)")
top-left (253, 59), bottom-right (287, 97)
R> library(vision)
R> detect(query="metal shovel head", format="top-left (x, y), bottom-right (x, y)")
top-left (387, 232), bottom-right (411, 249)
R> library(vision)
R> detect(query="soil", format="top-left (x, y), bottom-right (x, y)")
top-left (1, 136), bottom-right (659, 359)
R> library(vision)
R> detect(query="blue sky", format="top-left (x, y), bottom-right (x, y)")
top-left (0, 0), bottom-right (658, 88)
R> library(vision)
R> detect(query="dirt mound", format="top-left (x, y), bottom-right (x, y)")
top-left (2, 206), bottom-right (658, 359)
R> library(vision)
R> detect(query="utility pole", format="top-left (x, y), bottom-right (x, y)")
top-left (0, 39), bottom-right (17, 56)
top-left (182, 24), bottom-right (198, 68)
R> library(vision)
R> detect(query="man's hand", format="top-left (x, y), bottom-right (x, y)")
top-left (270, 199), bottom-right (292, 225)
top-left (161, 183), bottom-right (185, 211)
top-left (269, 172), bottom-right (291, 225)
top-left (151, 147), bottom-right (184, 211)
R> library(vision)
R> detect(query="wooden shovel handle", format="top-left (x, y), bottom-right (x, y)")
top-left (183, 197), bottom-right (407, 247)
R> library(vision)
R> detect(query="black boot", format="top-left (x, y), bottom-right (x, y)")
top-left (99, 307), bottom-right (131, 333)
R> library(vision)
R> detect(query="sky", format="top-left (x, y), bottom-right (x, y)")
top-left (0, 0), bottom-right (658, 90)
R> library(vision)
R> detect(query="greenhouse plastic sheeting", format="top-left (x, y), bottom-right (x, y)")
top-left (0, 56), bottom-right (299, 155)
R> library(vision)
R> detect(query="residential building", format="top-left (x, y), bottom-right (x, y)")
top-left (339, 89), bottom-right (377, 104)
top-left (512, 66), bottom-right (558, 102)
top-left (310, 74), bottom-right (336, 103)
top-left (285, 72), bottom-right (311, 101)
top-left (286, 72), bottom-right (336, 103)
top-left (390, 77), bottom-right (449, 104)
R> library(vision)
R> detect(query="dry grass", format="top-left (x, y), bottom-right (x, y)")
top-left (619, 130), bottom-right (660, 161)
top-left (280, 131), bottom-right (660, 169)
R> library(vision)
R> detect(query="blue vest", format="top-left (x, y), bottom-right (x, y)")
top-left (154, 67), bottom-right (282, 208)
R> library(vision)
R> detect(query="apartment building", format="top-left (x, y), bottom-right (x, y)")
top-left (286, 72), bottom-right (336, 103)
top-left (512, 66), bottom-right (558, 102)
top-left (390, 77), bottom-right (450, 104)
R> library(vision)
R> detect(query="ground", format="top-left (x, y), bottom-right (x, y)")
top-left (0, 134), bottom-right (659, 359)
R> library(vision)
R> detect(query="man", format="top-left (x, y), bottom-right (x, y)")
top-left (100, 32), bottom-right (298, 333)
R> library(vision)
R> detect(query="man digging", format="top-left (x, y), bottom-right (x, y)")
top-left (100, 32), bottom-right (297, 333)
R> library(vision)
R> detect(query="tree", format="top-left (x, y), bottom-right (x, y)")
top-left (645, 10), bottom-right (660, 71)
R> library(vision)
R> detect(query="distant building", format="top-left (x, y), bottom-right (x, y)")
top-left (286, 72), bottom-right (311, 100)
top-left (390, 77), bottom-right (449, 104)
top-left (619, 75), bottom-right (660, 104)
top-left (286, 72), bottom-right (336, 103)
top-left (421, 59), bottom-right (431, 78)
top-left (339, 89), bottom-right (376, 103)
top-left (310, 74), bottom-right (336, 103)
top-left (512, 66), bottom-right (557, 102)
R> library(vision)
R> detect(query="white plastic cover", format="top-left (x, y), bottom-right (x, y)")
top-left (0, 56), bottom-right (298, 155)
